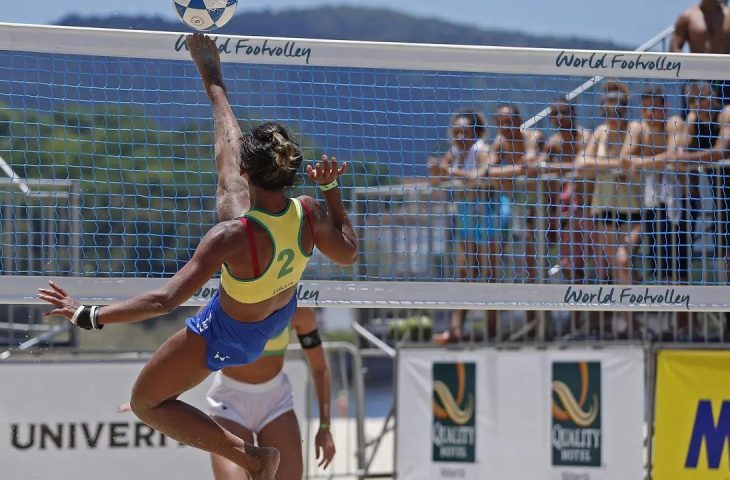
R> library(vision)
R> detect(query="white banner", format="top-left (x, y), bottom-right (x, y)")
top-left (396, 347), bottom-right (644, 479)
top-left (0, 358), bottom-right (308, 480)
top-left (1, 22), bottom-right (730, 80)
top-left (4, 276), bottom-right (727, 311)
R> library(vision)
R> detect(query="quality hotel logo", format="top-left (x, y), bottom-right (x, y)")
top-left (432, 362), bottom-right (476, 463)
top-left (551, 361), bottom-right (602, 467)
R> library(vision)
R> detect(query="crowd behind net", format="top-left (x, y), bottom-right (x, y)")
top-left (2, 23), bottom-right (730, 310)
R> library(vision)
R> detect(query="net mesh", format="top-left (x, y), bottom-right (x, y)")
top-left (1, 25), bottom-right (729, 291)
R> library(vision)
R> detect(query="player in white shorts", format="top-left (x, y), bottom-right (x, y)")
top-left (208, 306), bottom-right (335, 479)
top-left (116, 306), bottom-right (333, 479)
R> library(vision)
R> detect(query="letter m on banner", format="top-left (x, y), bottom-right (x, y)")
top-left (686, 400), bottom-right (730, 469)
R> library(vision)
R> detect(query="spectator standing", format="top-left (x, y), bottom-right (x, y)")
top-left (637, 82), bottom-right (730, 338)
top-left (579, 82), bottom-right (641, 284)
top-left (623, 86), bottom-right (689, 284)
top-left (490, 105), bottom-right (544, 283)
top-left (429, 110), bottom-right (496, 344)
top-left (537, 99), bottom-right (594, 282)
top-left (487, 104), bottom-right (544, 337)
top-left (430, 109), bottom-right (533, 344)
top-left (654, 82), bottom-right (730, 279)
top-left (671, 1), bottom-right (730, 55)
top-left (671, 1), bottom-right (730, 112)
top-left (577, 81), bottom-right (641, 338)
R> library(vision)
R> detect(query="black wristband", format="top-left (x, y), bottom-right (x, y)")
top-left (298, 329), bottom-right (322, 349)
top-left (70, 306), bottom-right (104, 331)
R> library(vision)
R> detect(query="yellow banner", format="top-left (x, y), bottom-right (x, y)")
top-left (654, 350), bottom-right (730, 479)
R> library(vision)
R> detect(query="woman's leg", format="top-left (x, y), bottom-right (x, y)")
top-left (464, 239), bottom-right (480, 280)
top-left (210, 417), bottom-right (256, 480)
top-left (587, 220), bottom-right (611, 336)
top-left (560, 203), bottom-right (587, 281)
top-left (577, 211), bottom-right (595, 281)
top-left (435, 240), bottom-right (468, 344)
top-left (479, 240), bottom-right (499, 339)
top-left (591, 220), bottom-right (611, 282)
top-left (615, 222), bottom-right (643, 338)
top-left (130, 329), bottom-right (279, 479)
top-left (257, 410), bottom-right (304, 480)
top-left (615, 222), bottom-right (642, 285)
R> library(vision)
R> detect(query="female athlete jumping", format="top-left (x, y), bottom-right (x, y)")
top-left (37, 33), bottom-right (357, 480)
top-left (118, 306), bottom-right (335, 479)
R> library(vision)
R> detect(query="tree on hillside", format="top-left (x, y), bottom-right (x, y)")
top-left (0, 102), bottom-right (390, 278)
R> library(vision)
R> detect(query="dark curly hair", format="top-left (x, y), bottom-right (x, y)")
top-left (240, 122), bottom-right (303, 191)
top-left (450, 109), bottom-right (487, 139)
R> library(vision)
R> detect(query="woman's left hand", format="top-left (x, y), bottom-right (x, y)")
top-left (307, 155), bottom-right (347, 186)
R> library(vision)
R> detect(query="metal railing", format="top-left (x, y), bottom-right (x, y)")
top-left (0, 178), bottom-right (81, 348)
top-left (352, 321), bottom-right (397, 479)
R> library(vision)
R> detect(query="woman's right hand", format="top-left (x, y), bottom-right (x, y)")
top-left (307, 155), bottom-right (347, 186)
top-left (187, 33), bottom-right (225, 95)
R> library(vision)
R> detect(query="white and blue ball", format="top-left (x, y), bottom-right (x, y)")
top-left (173, 0), bottom-right (238, 32)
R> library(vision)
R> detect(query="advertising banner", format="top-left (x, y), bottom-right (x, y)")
top-left (396, 347), bottom-right (644, 479)
top-left (653, 350), bottom-right (730, 479)
top-left (551, 361), bottom-right (602, 469)
top-left (397, 349), bottom-right (488, 480)
top-left (0, 359), bottom-right (308, 480)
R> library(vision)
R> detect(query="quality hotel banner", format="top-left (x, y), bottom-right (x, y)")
top-left (653, 350), bottom-right (730, 479)
top-left (396, 347), bottom-right (644, 480)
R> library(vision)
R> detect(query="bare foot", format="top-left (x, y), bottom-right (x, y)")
top-left (186, 33), bottom-right (225, 94)
top-left (433, 329), bottom-right (460, 346)
top-left (247, 445), bottom-right (280, 480)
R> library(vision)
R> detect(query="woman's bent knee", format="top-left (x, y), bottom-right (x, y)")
top-left (129, 390), bottom-right (167, 418)
top-left (129, 396), bottom-right (153, 419)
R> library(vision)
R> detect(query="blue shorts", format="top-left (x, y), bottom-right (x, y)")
top-left (185, 290), bottom-right (297, 371)
top-left (455, 195), bottom-right (511, 244)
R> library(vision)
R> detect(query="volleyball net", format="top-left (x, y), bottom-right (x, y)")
top-left (2, 22), bottom-right (730, 311)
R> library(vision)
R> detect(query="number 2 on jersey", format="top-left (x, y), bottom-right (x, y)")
top-left (277, 248), bottom-right (295, 278)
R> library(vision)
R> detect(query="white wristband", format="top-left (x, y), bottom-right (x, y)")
top-left (70, 305), bottom-right (85, 326)
top-left (319, 180), bottom-right (338, 192)
top-left (90, 306), bottom-right (100, 330)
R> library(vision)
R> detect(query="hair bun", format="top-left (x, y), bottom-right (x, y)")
top-left (271, 131), bottom-right (298, 168)
top-left (241, 122), bottom-right (303, 191)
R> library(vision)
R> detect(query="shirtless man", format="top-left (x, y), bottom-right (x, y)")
top-left (490, 104), bottom-right (544, 283)
top-left (635, 83), bottom-right (730, 337)
top-left (577, 81), bottom-right (641, 337)
top-left (671, 0), bottom-right (730, 54)
top-left (671, 0), bottom-right (730, 106)
top-left (537, 99), bottom-right (593, 281)
top-left (491, 104), bottom-right (544, 177)
top-left (621, 86), bottom-right (687, 284)
top-left (653, 82), bottom-right (730, 268)
top-left (623, 86), bottom-right (702, 337)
